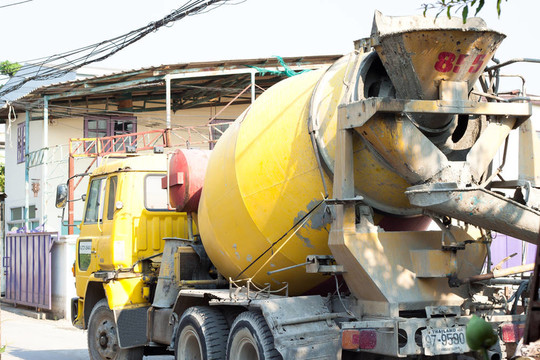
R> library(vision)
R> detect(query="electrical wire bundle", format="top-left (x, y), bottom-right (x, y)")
top-left (0, 0), bottom-right (235, 99)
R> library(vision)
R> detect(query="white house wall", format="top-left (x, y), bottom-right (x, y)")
top-left (47, 116), bottom-right (88, 233)
top-left (5, 117), bottom-right (46, 231)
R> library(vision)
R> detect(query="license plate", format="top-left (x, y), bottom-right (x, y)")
top-left (422, 326), bottom-right (469, 356)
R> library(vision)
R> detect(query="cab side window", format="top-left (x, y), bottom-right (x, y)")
top-left (145, 175), bottom-right (170, 211)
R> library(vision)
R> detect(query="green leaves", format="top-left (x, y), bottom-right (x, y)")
top-left (0, 60), bottom-right (21, 77)
top-left (496, 0), bottom-right (507, 17)
top-left (462, 5), bottom-right (469, 22)
top-left (0, 165), bottom-right (4, 193)
top-left (422, 0), bottom-right (506, 22)
top-left (475, 0), bottom-right (485, 15)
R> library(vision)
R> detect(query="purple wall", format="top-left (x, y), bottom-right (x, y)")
top-left (490, 233), bottom-right (537, 269)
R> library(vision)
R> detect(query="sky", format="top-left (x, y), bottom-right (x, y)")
top-left (1, 0), bottom-right (540, 94)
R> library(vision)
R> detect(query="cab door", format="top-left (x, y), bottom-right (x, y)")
top-left (100, 175), bottom-right (118, 265)
top-left (75, 175), bottom-right (114, 298)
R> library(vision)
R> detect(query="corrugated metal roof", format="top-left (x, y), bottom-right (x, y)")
top-left (0, 55), bottom-right (341, 123)
top-left (1, 55), bottom-right (341, 111)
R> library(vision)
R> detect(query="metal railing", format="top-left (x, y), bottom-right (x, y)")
top-left (69, 129), bottom-right (168, 157)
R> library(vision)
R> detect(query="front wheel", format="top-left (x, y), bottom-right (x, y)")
top-left (87, 299), bottom-right (144, 360)
top-left (226, 311), bottom-right (282, 360)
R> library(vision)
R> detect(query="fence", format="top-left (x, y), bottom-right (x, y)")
top-left (3, 232), bottom-right (56, 310)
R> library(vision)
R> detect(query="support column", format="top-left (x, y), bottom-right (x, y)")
top-left (68, 153), bottom-right (75, 235)
top-left (42, 96), bottom-right (49, 231)
top-left (251, 70), bottom-right (256, 103)
top-left (165, 74), bottom-right (171, 146)
top-left (166, 74), bottom-right (171, 129)
top-left (24, 110), bottom-right (30, 231)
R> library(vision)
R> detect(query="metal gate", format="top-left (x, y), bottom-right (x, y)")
top-left (3, 232), bottom-right (56, 310)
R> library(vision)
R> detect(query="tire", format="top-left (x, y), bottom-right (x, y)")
top-left (87, 299), bottom-right (144, 360)
top-left (226, 311), bottom-right (282, 360)
top-left (222, 307), bottom-right (245, 328)
top-left (175, 306), bottom-right (229, 360)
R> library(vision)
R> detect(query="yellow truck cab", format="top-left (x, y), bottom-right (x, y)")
top-left (69, 155), bottom-right (189, 358)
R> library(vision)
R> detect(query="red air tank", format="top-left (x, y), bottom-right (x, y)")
top-left (162, 149), bottom-right (211, 213)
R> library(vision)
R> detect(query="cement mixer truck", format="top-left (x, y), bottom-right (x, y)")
top-left (58, 12), bottom-right (540, 360)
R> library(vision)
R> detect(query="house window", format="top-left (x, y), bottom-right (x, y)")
top-left (84, 115), bottom-right (137, 153)
top-left (8, 205), bottom-right (38, 231)
top-left (17, 123), bottom-right (25, 164)
top-left (209, 119), bottom-right (232, 150)
top-left (84, 115), bottom-right (137, 138)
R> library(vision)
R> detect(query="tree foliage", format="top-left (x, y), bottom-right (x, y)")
top-left (0, 60), bottom-right (21, 77)
top-left (0, 165), bottom-right (4, 193)
top-left (422, 0), bottom-right (507, 23)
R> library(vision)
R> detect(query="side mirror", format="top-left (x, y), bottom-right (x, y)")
top-left (55, 184), bottom-right (68, 208)
top-left (81, 194), bottom-right (86, 202)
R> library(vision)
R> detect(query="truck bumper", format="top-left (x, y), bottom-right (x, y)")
top-left (341, 314), bottom-right (526, 357)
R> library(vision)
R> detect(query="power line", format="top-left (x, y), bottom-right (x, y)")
top-left (0, 0), bottom-right (32, 9)
top-left (0, 0), bottom-right (233, 99)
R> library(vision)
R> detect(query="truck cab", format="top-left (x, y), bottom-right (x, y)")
top-left (66, 155), bottom-right (189, 358)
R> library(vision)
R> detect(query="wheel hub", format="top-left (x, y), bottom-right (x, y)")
top-left (179, 326), bottom-right (203, 360)
top-left (99, 334), bottom-right (108, 347)
top-left (230, 328), bottom-right (260, 360)
top-left (95, 319), bottom-right (118, 359)
top-left (236, 335), bottom-right (258, 360)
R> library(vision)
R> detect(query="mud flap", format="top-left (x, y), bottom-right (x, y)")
top-left (253, 296), bottom-right (342, 359)
top-left (114, 306), bottom-right (149, 348)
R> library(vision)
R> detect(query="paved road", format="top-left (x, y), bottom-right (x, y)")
top-left (1, 305), bottom-right (173, 360)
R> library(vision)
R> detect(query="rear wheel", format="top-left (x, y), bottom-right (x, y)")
top-left (226, 311), bottom-right (282, 360)
top-left (87, 299), bottom-right (143, 360)
top-left (175, 306), bottom-right (229, 360)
